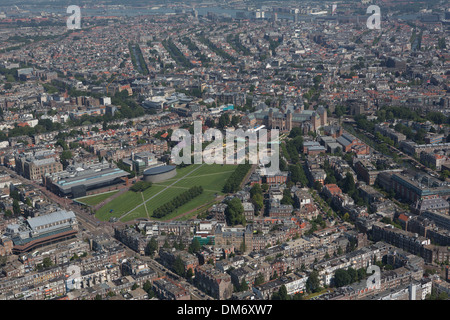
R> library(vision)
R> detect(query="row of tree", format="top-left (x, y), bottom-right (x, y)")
top-left (333, 267), bottom-right (370, 288)
top-left (227, 34), bottom-right (251, 56)
top-left (222, 163), bottom-right (252, 193)
top-left (217, 113), bottom-right (241, 129)
top-left (224, 197), bottom-right (246, 227)
top-left (271, 285), bottom-right (304, 300)
top-left (128, 42), bottom-right (149, 75)
top-left (162, 38), bottom-right (194, 69)
top-left (198, 34), bottom-right (236, 64)
top-left (152, 186), bottom-right (203, 219)
top-left (290, 163), bottom-right (309, 187)
top-left (249, 183), bottom-right (266, 214)
top-left (283, 135), bottom-right (304, 165)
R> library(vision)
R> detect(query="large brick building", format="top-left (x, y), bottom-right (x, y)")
top-left (152, 276), bottom-right (190, 300)
top-left (158, 248), bottom-right (198, 275)
top-left (194, 264), bottom-right (233, 300)
top-left (391, 172), bottom-right (450, 203)
top-left (242, 104), bottom-right (327, 133)
top-left (336, 133), bottom-right (369, 155)
top-left (371, 222), bottom-right (430, 257)
top-left (15, 152), bottom-right (63, 181)
top-left (5, 210), bottom-right (78, 254)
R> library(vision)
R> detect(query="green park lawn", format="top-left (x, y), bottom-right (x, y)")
top-left (74, 190), bottom-right (119, 206)
top-left (94, 164), bottom-right (237, 222)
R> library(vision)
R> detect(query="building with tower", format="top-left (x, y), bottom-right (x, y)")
top-left (242, 99), bottom-right (327, 133)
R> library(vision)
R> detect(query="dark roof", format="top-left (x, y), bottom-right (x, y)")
top-left (143, 165), bottom-right (176, 176)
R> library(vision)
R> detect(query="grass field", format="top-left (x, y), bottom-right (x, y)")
top-left (94, 164), bottom-right (237, 222)
top-left (74, 190), bottom-right (119, 206)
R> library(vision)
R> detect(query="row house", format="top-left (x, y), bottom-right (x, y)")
top-left (229, 261), bottom-right (272, 289)
top-left (2, 260), bottom-right (24, 278)
top-left (153, 276), bottom-right (190, 300)
top-left (194, 264), bottom-right (233, 300)
top-left (310, 169), bottom-right (327, 186)
top-left (66, 271), bottom-right (156, 300)
top-left (421, 210), bottom-right (450, 230)
top-left (79, 265), bottom-right (121, 289)
top-left (268, 199), bottom-right (293, 218)
top-left (11, 277), bottom-right (66, 300)
top-left (158, 221), bottom-right (194, 237)
top-left (67, 283), bottom-right (110, 300)
top-left (358, 183), bottom-right (385, 205)
top-left (328, 157), bottom-right (357, 181)
top-left (215, 256), bottom-right (246, 273)
top-left (110, 254), bottom-right (143, 275)
top-left (158, 248), bottom-right (198, 275)
top-left (345, 204), bottom-right (369, 221)
top-left (330, 277), bottom-right (430, 301)
top-left (331, 193), bottom-right (355, 210)
top-left (252, 278), bottom-right (284, 300)
top-left (372, 222), bottom-right (431, 257)
top-left (106, 274), bottom-right (142, 295)
top-left (248, 172), bottom-right (262, 186)
top-left (406, 215), bottom-right (450, 246)
top-left (322, 183), bottom-right (342, 199)
top-left (252, 233), bottom-right (270, 252)
top-left (377, 266), bottom-right (424, 294)
top-left (315, 242), bottom-right (391, 286)
top-left (293, 188), bottom-right (313, 209)
top-left (242, 201), bottom-right (255, 222)
top-left (235, 191), bottom-right (251, 202)
top-left (412, 197), bottom-right (449, 215)
top-left (433, 278), bottom-right (450, 296)
top-left (0, 237), bottom-right (13, 256)
top-left (71, 249), bottom-right (126, 272)
top-left (129, 271), bottom-right (159, 289)
top-left (105, 141), bottom-right (168, 162)
top-left (214, 225), bottom-right (253, 254)
top-left (208, 203), bottom-right (227, 222)
top-left (114, 226), bottom-right (147, 255)
top-left (0, 265), bottom-right (65, 295)
top-left (19, 239), bottom-right (91, 269)
top-left (252, 273), bottom-right (308, 299)
top-left (420, 151), bottom-right (450, 171)
top-left (297, 202), bottom-right (320, 220)
top-left (336, 133), bottom-right (369, 155)
top-left (264, 171), bottom-right (289, 186)
top-left (421, 245), bottom-right (450, 264)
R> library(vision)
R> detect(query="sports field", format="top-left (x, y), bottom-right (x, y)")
top-left (94, 163), bottom-right (237, 222)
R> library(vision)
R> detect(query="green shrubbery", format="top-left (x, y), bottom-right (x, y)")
top-left (130, 181), bottom-right (152, 192)
top-left (222, 163), bottom-right (251, 193)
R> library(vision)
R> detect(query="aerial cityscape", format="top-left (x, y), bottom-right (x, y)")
top-left (0, 0), bottom-right (449, 305)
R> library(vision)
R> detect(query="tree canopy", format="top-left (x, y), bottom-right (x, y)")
top-left (225, 197), bottom-right (246, 226)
